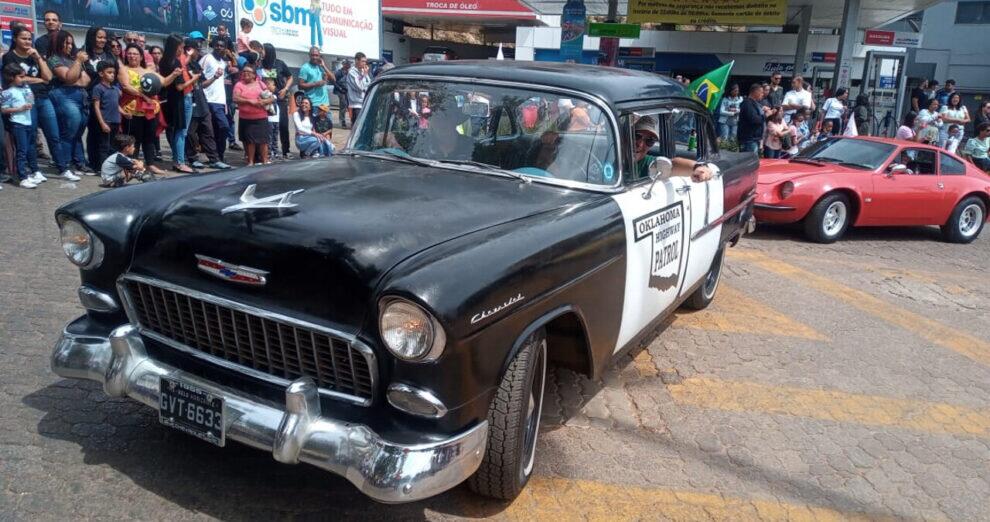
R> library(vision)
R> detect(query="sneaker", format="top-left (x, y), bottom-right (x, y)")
top-left (310, 153), bottom-right (321, 159)
top-left (0, 174), bottom-right (13, 184)
top-left (229, 142), bottom-right (243, 151)
top-left (31, 172), bottom-right (48, 183)
top-left (60, 170), bottom-right (82, 181)
top-left (190, 161), bottom-right (206, 169)
top-left (74, 164), bottom-right (96, 175)
top-left (209, 161), bottom-right (232, 170)
top-left (283, 152), bottom-right (294, 160)
top-left (19, 179), bottom-right (37, 189)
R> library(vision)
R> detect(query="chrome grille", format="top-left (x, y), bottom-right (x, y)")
top-left (119, 277), bottom-right (375, 403)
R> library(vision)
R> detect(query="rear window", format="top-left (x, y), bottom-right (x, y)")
top-left (940, 153), bottom-right (966, 175)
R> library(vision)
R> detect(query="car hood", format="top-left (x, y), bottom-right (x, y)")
top-left (757, 159), bottom-right (857, 185)
top-left (128, 155), bottom-right (595, 332)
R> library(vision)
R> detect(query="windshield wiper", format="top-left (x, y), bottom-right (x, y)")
top-left (789, 157), bottom-right (826, 166)
top-left (348, 149), bottom-right (436, 167)
top-left (434, 159), bottom-right (531, 183)
top-left (835, 161), bottom-right (875, 170)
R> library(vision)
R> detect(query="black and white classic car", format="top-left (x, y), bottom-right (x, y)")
top-left (52, 61), bottom-right (757, 503)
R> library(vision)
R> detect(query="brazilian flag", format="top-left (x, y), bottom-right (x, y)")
top-left (687, 61), bottom-right (734, 113)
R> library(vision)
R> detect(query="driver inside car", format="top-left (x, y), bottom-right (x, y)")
top-left (409, 103), bottom-right (475, 161)
top-left (634, 117), bottom-right (715, 183)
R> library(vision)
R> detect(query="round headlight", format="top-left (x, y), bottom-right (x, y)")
top-left (379, 299), bottom-right (446, 362)
top-left (60, 218), bottom-right (94, 267)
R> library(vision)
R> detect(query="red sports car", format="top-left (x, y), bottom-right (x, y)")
top-left (754, 136), bottom-right (990, 243)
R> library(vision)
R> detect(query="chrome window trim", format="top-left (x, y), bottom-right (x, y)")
top-left (115, 274), bottom-right (377, 407)
top-left (347, 74), bottom-right (626, 194)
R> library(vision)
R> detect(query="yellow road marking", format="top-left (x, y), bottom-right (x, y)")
top-left (632, 350), bottom-right (659, 378)
top-left (503, 477), bottom-right (889, 521)
top-left (668, 377), bottom-right (990, 438)
top-left (745, 250), bottom-right (984, 287)
top-left (729, 250), bottom-right (990, 367)
top-left (672, 284), bottom-right (828, 341)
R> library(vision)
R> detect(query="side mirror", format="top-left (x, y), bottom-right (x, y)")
top-left (886, 163), bottom-right (910, 177)
top-left (643, 157), bottom-right (674, 200)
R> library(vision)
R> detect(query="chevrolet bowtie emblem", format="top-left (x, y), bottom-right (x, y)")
top-left (221, 184), bottom-right (304, 214)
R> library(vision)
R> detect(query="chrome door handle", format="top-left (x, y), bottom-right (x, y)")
top-left (676, 186), bottom-right (691, 194)
top-left (937, 182), bottom-right (944, 190)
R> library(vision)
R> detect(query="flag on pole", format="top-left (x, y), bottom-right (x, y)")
top-left (497, 43), bottom-right (505, 60)
top-left (686, 61), bottom-right (734, 113)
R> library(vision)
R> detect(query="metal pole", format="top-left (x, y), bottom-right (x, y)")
top-left (793, 5), bottom-right (813, 79)
top-left (834, 0), bottom-right (861, 89)
top-left (598, 0), bottom-right (620, 66)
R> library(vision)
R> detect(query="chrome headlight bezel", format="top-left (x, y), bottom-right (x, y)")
top-left (378, 297), bottom-right (446, 362)
top-left (58, 216), bottom-right (104, 269)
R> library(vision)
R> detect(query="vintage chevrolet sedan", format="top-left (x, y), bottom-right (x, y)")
top-left (52, 61), bottom-right (757, 503)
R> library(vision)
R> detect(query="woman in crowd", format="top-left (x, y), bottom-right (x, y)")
top-left (293, 98), bottom-right (334, 158)
top-left (118, 43), bottom-right (179, 167)
top-left (109, 37), bottom-right (122, 62)
top-left (962, 122), bottom-right (990, 171)
top-left (148, 44), bottom-right (165, 160)
top-left (149, 45), bottom-right (163, 72)
top-left (160, 34), bottom-right (199, 173)
top-left (763, 109), bottom-right (788, 159)
top-left (718, 84), bottom-right (742, 141)
top-left (820, 87), bottom-right (848, 136)
top-left (1, 26), bottom-right (70, 181)
top-left (233, 64), bottom-right (274, 166)
top-left (47, 30), bottom-right (92, 176)
top-left (895, 112), bottom-right (921, 142)
top-left (975, 101), bottom-right (990, 129)
top-left (83, 26), bottom-right (116, 172)
top-left (939, 93), bottom-right (970, 150)
top-left (916, 98), bottom-right (942, 141)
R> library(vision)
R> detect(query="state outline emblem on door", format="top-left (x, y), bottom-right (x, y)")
top-left (633, 201), bottom-right (686, 291)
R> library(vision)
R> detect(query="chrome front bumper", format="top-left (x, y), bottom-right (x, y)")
top-left (51, 320), bottom-right (488, 503)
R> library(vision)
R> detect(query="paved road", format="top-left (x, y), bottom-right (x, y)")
top-left (1, 161), bottom-right (989, 520)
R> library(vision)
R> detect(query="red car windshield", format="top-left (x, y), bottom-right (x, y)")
top-left (797, 138), bottom-right (897, 171)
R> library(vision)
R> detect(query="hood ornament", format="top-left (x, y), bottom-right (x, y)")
top-left (221, 184), bottom-right (304, 215)
top-left (196, 255), bottom-right (268, 286)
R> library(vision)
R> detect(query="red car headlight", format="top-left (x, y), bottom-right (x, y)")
top-left (779, 181), bottom-right (795, 200)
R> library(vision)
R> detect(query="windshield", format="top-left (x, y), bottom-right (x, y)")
top-left (351, 80), bottom-right (619, 186)
top-left (796, 138), bottom-right (896, 170)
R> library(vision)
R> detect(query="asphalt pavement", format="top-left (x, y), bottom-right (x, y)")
top-left (1, 139), bottom-right (988, 520)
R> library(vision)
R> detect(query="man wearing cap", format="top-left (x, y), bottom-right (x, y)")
top-left (633, 116), bottom-right (715, 183)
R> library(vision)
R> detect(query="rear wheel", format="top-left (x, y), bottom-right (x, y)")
top-left (941, 197), bottom-right (986, 243)
top-left (804, 193), bottom-right (851, 243)
top-left (468, 329), bottom-right (547, 500)
top-left (683, 247), bottom-right (725, 311)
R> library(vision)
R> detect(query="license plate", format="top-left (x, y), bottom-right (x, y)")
top-left (159, 377), bottom-right (225, 447)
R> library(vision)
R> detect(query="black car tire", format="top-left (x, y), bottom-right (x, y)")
top-left (682, 246), bottom-right (725, 311)
top-left (804, 193), bottom-right (851, 243)
top-left (941, 196), bottom-right (986, 244)
top-left (468, 328), bottom-right (547, 500)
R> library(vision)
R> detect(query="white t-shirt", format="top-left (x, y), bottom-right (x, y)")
top-left (822, 98), bottom-right (845, 119)
top-left (293, 112), bottom-right (314, 135)
top-left (782, 89), bottom-right (813, 118)
top-left (199, 53), bottom-right (226, 105)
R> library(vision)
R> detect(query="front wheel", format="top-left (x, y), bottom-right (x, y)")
top-left (804, 193), bottom-right (851, 243)
top-left (941, 197), bottom-right (986, 243)
top-left (682, 247), bottom-right (725, 310)
top-left (468, 329), bottom-right (547, 500)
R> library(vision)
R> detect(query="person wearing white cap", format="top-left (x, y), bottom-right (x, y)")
top-left (633, 116), bottom-right (716, 183)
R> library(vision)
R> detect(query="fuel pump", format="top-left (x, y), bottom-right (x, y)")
top-left (862, 51), bottom-right (908, 137)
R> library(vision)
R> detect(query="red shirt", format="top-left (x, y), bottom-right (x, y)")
top-left (233, 80), bottom-right (268, 120)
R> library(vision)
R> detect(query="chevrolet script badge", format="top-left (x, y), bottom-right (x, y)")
top-left (195, 255), bottom-right (268, 286)
top-left (221, 184), bottom-right (304, 215)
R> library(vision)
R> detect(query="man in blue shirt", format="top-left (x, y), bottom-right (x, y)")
top-left (297, 46), bottom-right (333, 119)
top-left (935, 79), bottom-right (956, 107)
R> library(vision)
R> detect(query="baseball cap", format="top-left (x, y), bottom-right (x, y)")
top-left (634, 116), bottom-right (659, 141)
top-left (188, 31), bottom-right (205, 40)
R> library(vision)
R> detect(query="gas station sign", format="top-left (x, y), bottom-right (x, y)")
top-left (627, 0), bottom-right (787, 25)
top-left (863, 29), bottom-right (923, 48)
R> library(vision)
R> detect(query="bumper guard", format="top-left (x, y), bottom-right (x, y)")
top-left (51, 321), bottom-right (488, 503)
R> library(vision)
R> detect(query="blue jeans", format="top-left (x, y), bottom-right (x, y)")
top-left (49, 86), bottom-right (87, 168)
top-left (295, 135), bottom-right (333, 157)
top-left (209, 103), bottom-right (230, 162)
top-left (739, 138), bottom-right (761, 154)
top-left (764, 148), bottom-right (783, 159)
top-left (11, 122), bottom-right (38, 179)
top-left (170, 93), bottom-right (193, 165)
top-left (719, 121), bottom-right (737, 141)
top-left (33, 96), bottom-right (67, 171)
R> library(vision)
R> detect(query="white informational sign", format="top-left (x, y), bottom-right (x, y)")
top-left (237, 0), bottom-right (381, 59)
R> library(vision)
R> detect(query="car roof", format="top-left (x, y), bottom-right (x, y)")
top-left (380, 60), bottom-right (691, 108)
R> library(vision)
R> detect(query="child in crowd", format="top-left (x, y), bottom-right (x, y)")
top-left (1, 63), bottom-right (40, 189)
top-left (314, 104), bottom-right (334, 151)
top-left (945, 124), bottom-right (962, 154)
top-left (265, 78), bottom-right (281, 161)
top-left (813, 120), bottom-right (834, 143)
top-left (91, 62), bottom-right (121, 171)
top-left (237, 18), bottom-right (253, 56)
top-left (101, 134), bottom-right (164, 187)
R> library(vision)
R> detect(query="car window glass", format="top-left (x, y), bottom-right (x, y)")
top-left (896, 149), bottom-right (937, 175)
top-left (940, 153), bottom-right (966, 175)
top-left (353, 81), bottom-right (618, 187)
top-left (799, 138), bottom-right (897, 170)
top-left (670, 110), bottom-right (701, 160)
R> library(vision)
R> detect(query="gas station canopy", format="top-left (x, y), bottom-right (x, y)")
top-left (518, 1), bottom-right (943, 29)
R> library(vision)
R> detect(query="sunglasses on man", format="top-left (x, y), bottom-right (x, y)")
top-left (636, 132), bottom-right (657, 146)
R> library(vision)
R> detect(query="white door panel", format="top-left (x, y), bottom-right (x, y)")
top-left (611, 177), bottom-right (692, 353)
top-left (679, 178), bottom-right (724, 296)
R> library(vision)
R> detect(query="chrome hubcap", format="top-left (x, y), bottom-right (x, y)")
top-left (959, 204), bottom-right (983, 237)
top-left (823, 201), bottom-right (847, 236)
top-left (522, 340), bottom-right (546, 477)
